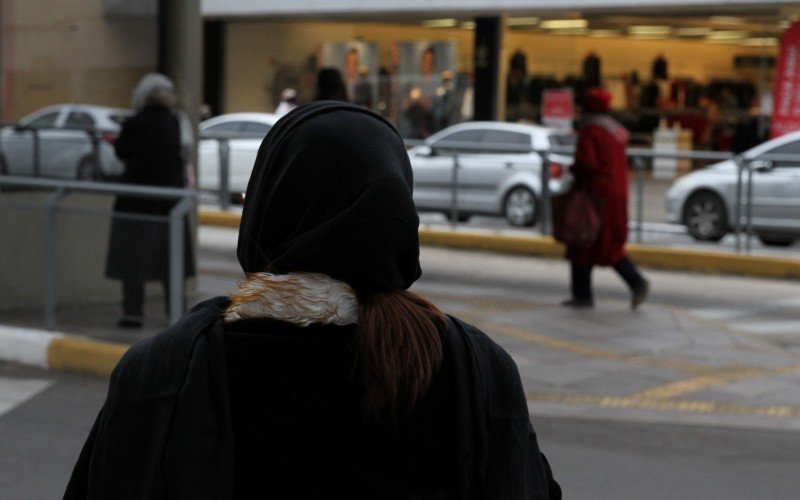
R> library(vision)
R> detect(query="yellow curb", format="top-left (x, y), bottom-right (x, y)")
top-left (198, 210), bottom-right (800, 281)
top-left (198, 210), bottom-right (241, 228)
top-left (47, 337), bottom-right (128, 378)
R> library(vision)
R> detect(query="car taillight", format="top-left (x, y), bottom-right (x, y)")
top-left (101, 132), bottom-right (117, 145)
top-left (550, 162), bottom-right (563, 179)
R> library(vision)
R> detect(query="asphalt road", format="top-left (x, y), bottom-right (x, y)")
top-left (4, 230), bottom-right (800, 497)
top-left (3, 361), bottom-right (800, 499)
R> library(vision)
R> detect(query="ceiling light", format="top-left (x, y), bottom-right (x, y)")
top-left (674, 27), bottom-right (713, 36)
top-left (707, 30), bottom-right (749, 40)
top-left (549, 28), bottom-right (589, 36)
top-left (590, 29), bottom-right (622, 37)
top-left (742, 37), bottom-right (778, 46)
top-left (421, 19), bottom-right (457, 28)
top-left (507, 17), bottom-right (540, 27)
top-left (628, 25), bottom-right (672, 35)
top-left (540, 19), bottom-right (588, 29)
top-left (710, 16), bottom-right (745, 25)
top-left (630, 34), bottom-right (670, 40)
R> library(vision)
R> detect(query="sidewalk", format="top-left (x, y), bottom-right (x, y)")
top-left (2, 225), bottom-right (800, 431)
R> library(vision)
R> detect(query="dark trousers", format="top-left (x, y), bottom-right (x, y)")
top-left (122, 280), bottom-right (178, 318)
top-left (571, 256), bottom-right (646, 301)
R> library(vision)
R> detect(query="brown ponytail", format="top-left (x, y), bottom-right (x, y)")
top-left (355, 290), bottom-right (448, 419)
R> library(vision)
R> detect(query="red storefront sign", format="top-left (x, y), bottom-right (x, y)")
top-left (541, 89), bottom-right (574, 132)
top-left (771, 21), bottom-right (800, 138)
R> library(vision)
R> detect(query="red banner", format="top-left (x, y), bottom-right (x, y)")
top-left (771, 21), bottom-right (800, 138)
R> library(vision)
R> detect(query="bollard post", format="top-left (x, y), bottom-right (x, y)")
top-left (44, 187), bottom-right (67, 330)
top-left (88, 127), bottom-right (101, 180)
top-left (449, 153), bottom-right (460, 226)
top-left (32, 128), bottom-right (41, 177)
top-left (168, 196), bottom-right (194, 325)
top-left (634, 155), bottom-right (645, 244)
top-left (539, 152), bottom-right (551, 235)
top-left (745, 160), bottom-right (754, 253)
top-left (733, 156), bottom-right (744, 252)
top-left (218, 138), bottom-right (231, 211)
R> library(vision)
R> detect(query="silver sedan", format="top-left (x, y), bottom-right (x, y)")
top-left (0, 104), bottom-right (129, 180)
top-left (408, 121), bottom-right (574, 226)
top-left (665, 130), bottom-right (800, 246)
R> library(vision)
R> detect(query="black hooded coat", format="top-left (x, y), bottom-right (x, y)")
top-left (65, 102), bottom-right (560, 499)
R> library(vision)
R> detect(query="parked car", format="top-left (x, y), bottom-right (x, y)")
top-left (408, 121), bottom-right (575, 226)
top-left (0, 104), bottom-right (130, 180)
top-left (665, 130), bottom-right (800, 246)
top-left (197, 112), bottom-right (279, 200)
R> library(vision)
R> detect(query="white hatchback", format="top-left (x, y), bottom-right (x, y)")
top-left (198, 113), bottom-right (279, 201)
top-left (408, 121), bottom-right (574, 226)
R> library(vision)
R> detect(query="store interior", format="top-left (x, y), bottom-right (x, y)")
top-left (222, 9), bottom-right (796, 150)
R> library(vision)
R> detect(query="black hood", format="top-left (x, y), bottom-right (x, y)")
top-left (236, 101), bottom-right (422, 292)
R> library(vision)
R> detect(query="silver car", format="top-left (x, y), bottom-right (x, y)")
top-left (198, 112), bottom-right (279, 200)
top-left (408, 121), bottom-right (574, 226)
top-left (665, 130), bottom-right (800, 246)
top-left (0, 104), bottom-right (129, 180)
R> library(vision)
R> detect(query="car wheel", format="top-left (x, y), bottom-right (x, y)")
top-left (683, 191), bottom-right (727, 242)
top-left (504, 186), bottom-right (537, 227)
top-left (757, 233), bottom-right (796, 247)
top-left (76, 157), bottom-right (98, 181)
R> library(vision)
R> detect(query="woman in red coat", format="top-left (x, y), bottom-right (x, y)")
top-left (563, 88), bottom-right (649, 309)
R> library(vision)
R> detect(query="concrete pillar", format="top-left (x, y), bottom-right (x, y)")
top-left (203, 20), bottom-right (226, 117)
top-left (473, 16), bottom-right (504, 121)
top-left (158, 0), bottom-right (201, 148)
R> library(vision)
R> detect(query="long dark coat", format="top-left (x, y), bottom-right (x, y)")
top-left (105, 105), bottom-right (194, 281)
top-left (64, 297), bottom-right (561, 499)
top-left (566, 114), bottom-right (630, 267)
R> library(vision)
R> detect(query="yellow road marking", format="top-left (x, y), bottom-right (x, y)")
top-left (526, 392), bottom-right (800, 418)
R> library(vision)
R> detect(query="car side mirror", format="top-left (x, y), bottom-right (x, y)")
top-left (415, 145), bottom-right (433, 157)
top-left (751, 159), bottom-right (774, 173)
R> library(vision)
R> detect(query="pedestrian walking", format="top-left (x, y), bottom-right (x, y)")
top-left (562, 87), bottom-right (649, 309)
top-left (105, 73), bottom-right (195, 328)
top-left (66, 102), bottom-right (560, 499)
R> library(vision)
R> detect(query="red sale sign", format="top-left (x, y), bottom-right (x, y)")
top-left (541, 89), bottom-right (574, 133)
top-left (771, 21), bottom-right (800, 138)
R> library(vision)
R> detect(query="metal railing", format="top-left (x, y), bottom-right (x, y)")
top-left (198, 132), bottom-right (266, 211)
top-left (0, 175), bottom-right (196, 330)
top-left (402, 137), bottom-right (800, 254)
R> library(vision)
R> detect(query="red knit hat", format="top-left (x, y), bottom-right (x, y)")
top-left (584, 87), bottom-right (612, 113)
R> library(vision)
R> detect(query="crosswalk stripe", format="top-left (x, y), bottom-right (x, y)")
top-left (0, 377), bottom-right (52, 418)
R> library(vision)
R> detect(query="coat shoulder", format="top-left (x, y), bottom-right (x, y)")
top-left (447, 315), bottom-right (528, 417)
top-left (108, 297), bottom-right (231, 401)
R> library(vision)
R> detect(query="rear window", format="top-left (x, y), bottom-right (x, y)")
top-left (242, 121), bottom-right (272, 136)
top-left (109, 114), bottom-right (129, 125)
top-left (548, 134), bottom-right (576, 148)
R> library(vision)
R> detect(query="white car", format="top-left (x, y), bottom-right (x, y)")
top-left (665, 129), bottom-right (800, 246)
top-left (198, 113), bottom-right (279, 200)
top-left (0, 104), bottom-right (130, 180)
top-left (408, 121), bottom-right (574, 226)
